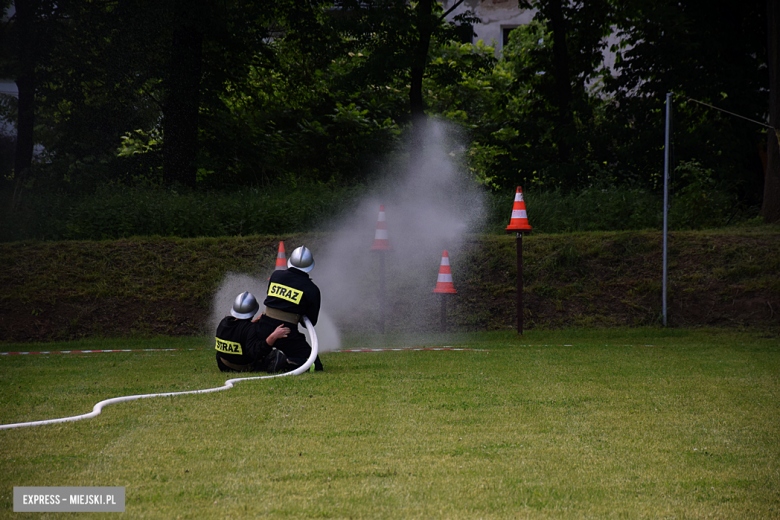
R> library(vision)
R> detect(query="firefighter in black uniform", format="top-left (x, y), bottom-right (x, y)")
top-left (215, 291), bottom-right (291, 372)
top-left (258, 245), bottom-right (324, 371)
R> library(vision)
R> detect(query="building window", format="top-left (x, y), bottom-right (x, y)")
top-left (502, 26), bottom-right (519, 48)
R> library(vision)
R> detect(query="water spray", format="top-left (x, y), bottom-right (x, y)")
top-left (0, 317), bottom-right (319, 431)
top-left (314, 120), bottom-right (486, 339)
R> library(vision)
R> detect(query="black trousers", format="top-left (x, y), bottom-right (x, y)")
top-left (215, 352), bottom-right (263, 373)
top-left (257, 315), bottom-right (324, 371)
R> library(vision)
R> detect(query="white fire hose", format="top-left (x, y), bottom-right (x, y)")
top-left (0, 316), bottom-right (318, 431)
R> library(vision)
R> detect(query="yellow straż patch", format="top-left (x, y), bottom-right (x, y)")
top-left (267, 283), bottom-right (303, 304)
top-left (215, 338), bottom-right (242, 355)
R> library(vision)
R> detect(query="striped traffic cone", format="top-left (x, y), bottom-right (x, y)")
top-left (371, 205), bottom-right (390, 250)
top-left (433, 251), bottom-right (457, 294)
top-left (505, 186), bottom-right (533, 233)
top-left (275, 241), bottom-right (287, 270)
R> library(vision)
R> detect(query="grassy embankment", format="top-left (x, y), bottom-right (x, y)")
top-left (1, 225), bottom-right (778, 342)
top-left (0, 329), bottom-right (778, 518)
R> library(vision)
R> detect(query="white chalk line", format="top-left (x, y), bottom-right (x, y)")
top-left (332, 347), bottom-right (488, 352)
top-left (0, 345), bottom-right (656, 357)
top-left (0, 318), bottom-right (318, 431)
top-left (0, 348), bottom-right (195, 356)
top-left (0, 347), bottom-right (489, 356)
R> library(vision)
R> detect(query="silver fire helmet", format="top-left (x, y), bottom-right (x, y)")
top-left (288, 246), bottom-right (315, 273)
top-left (231, 291), bottom-right (259, 319)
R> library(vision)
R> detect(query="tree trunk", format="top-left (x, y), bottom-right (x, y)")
top-left (162, 16), bottom-right (202, 188)
top-left (548, 0), bottom-right (573, 166)
top-left (763, 0), bottom-right (780, 223)
top-left (410, 0), bottom-right (433, 142)
top-left (548, 0), bottom-right (571, 124)
top-left (12, 0), bottom-right (37, 208)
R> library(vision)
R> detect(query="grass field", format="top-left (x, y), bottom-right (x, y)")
top-left (1, 328), bottom-right (778, 519)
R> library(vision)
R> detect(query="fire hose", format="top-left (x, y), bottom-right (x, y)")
top-left (0, 316), bottom-right (318, 431)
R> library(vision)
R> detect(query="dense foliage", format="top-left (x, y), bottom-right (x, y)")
top-left (0, 183), bottom-right (761, 242)
top-left (0, 0), bottom-right (774, 233)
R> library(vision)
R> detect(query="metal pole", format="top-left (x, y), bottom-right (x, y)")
top-left (517, 232), bottom-right (524, 335)
top-left (662, 93), bottom-right (671, 327)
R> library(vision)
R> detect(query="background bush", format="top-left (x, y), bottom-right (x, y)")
top-left (0, 182), bottom-right (760, 242)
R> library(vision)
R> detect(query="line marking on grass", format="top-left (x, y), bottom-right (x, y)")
top-left (332, 347), bottom-right (488, 352)
top-left (0, 349), bottom-right (197, 356)
top-left (0, 345), bottom-right (656, 356)
top-left (517, 344), bottom-right (657, 347)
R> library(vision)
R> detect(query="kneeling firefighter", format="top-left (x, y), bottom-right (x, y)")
top-left (258, 245), bottom-right (324, 371)
top-left (215, 292), bottom-right (292, 372)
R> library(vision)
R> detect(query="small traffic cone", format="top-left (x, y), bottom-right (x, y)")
top-left (371, 205), bottom-right (390, 250)
top-left (433, 251), bottom-right (457, 294)
top-left (275, 241), bottom-right (287, 270)
top-left (506, 186), bottom-right (533, 233)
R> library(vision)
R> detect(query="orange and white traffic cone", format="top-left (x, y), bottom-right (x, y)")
top-left (505, 186), bottom-right (533, 233)
top-left (433, 251), bottom-right (457, 294)
top-left (275, 241), bottom-right (287, 270)
top-left (434, 251), bottom-right (456, 331)
top-left (506, 187), bottom-right (531, 335)
top-left (371, 205), bottom-right (390, 250)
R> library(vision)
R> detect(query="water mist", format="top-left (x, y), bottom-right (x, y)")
top-left (211, 119), bottom-right (486, 350)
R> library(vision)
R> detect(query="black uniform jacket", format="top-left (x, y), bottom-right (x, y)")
top-left (214, 316), bottom-right (271, 368)
top-left (264, 268), bottom-right (321, 325)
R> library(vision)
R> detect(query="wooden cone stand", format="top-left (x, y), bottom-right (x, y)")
top-left (433, 251), bottom-right (457, 332)
top-left (505, 187), bottom-right (533, 334)
top-left (371, 205), bottom-right (390, 333)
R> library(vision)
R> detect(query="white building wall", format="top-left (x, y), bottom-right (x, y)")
top-left (0, 81), bottom-right (18, 97)
top-left (441, 0), bottom-right (620, 79)
top-left (441, 0), bottom-right (535, 55)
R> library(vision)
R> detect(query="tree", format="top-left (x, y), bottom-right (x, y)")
top-left (2, 0), bottom-right (303, 190)
top-left (4, 0), bottom-right (488, 191)
top-left (763, 0), bottom-right (780, 223)
top-left (2, 0), bottom-right (60, 206)
top-left (196, 0), bottom-right (405, 186)
top-left (467, 0), bottom-right (613, 190)
top-left (162, 0), bottom-right (203, 188)
top-left (334, 1), bottom-right (477, 125)
top-left (1, 0), bottom-right (170, 192)
top-left (476, 0), bottom-right (768, 196)
top-left (409, 0), bottom-right (433, 123)
top-left (605, 0), bottom-right (767, 198)
top-left (11, 0), bottom-right (35, 191)
top-left (547, 0), bottom-right (572, 160)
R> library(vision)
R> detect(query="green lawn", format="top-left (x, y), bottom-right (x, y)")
top-left (1, 329), bottom-right (778, 519)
